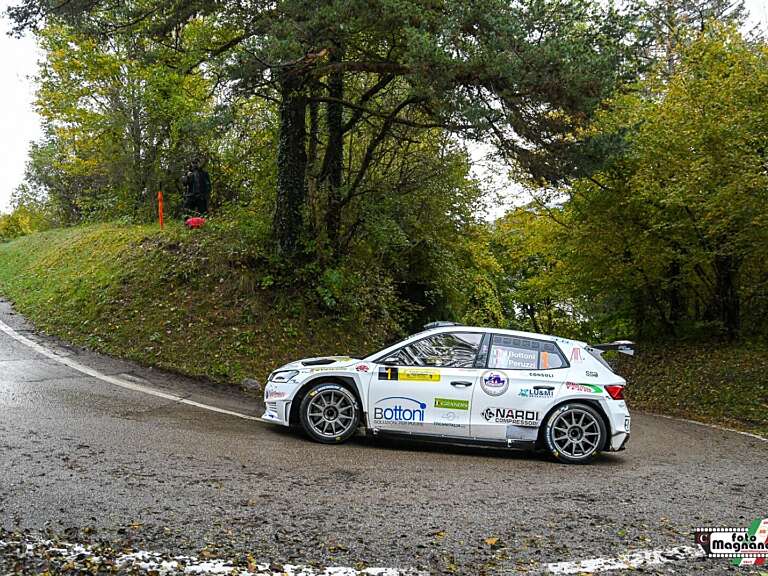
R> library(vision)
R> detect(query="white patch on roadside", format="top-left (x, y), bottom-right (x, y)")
top-left (544, 545), bottom-right (704, 574)
top-left (0, 319), bottom-right (262, 423)
top-left (0, 537), bottom-right (424, 575)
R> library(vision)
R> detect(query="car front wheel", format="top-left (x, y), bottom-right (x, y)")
top-left (544, 403), bottom-right (606, 464)
top-left (299, 383), bottom-right (360, 444)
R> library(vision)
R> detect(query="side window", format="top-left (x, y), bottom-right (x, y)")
top-left (539, 341), bottom-right (567, 369)
top-left (488, 335), bottom-right (567, 370)
top-left (383, 332), bottom-right (483, 368)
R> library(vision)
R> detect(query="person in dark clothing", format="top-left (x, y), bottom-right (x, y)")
top-left (181, 159), bottom-right (211, 217)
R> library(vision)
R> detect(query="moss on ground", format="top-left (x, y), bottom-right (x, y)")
top-left (0, 222), bottom-right (390, 384)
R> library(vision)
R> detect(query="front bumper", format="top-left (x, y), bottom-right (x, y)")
top-left (261, 398), bottom-right (292, 426)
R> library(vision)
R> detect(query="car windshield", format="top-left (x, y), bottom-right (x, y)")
top-left (360, 330), bottom-right (434, 361)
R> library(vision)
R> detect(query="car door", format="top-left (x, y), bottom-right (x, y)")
top-left (368, 331), bottom-right (485, 437)
top-left (470, 334), bottom-right (569, 442)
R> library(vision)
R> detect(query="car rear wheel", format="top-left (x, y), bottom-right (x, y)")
top-left (299, 383), bottom-right (360, 444)
top-left (544, 403), bottom-right (606, 464)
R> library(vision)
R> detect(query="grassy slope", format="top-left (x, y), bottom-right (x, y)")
top-left (0, 223), bottom-right (389, 384)
top-left (615, 345), bottom-right (767, 437)
top-left (0, 223), bottom-right (765, 437)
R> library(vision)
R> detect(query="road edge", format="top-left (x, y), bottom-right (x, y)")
top-left (0, 318), bottom-right (265, 424)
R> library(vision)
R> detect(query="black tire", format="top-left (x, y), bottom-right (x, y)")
top-left (544, 403), bottom-right (607, 464)
top-left (299, 383), bottom-right (360, 444)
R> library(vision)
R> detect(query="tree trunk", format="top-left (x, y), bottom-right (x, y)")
top-left (307, 87), bottom-right (320, 236)
top-left (274, 72), bottom-right (308, 256)
top-left (322, 45), bottom-right (344, 259)
top-left (667, 260), bottom-right (683, 327)
top-left (714, 254), bottom-right (740, 340)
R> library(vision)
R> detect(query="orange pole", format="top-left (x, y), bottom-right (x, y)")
top-left (158, 191), bottom-right (164, 229)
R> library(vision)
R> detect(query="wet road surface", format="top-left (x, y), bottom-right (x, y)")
top-left (0, 300), bottom-right (765, 574)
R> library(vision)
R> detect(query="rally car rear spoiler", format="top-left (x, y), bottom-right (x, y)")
top-left (592, 340), bottom-right (635, 356)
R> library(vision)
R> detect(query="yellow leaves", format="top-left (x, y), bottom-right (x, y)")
top-left (484, 536), bottom-right (499, 546)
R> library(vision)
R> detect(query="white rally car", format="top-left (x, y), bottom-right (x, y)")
top-left (262, 322), bottom-right (633, 464)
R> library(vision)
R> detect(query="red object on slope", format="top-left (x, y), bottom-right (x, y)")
top-left (185, 217), bottom-right (206, 229)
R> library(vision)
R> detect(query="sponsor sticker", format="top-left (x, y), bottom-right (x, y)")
top-left (529, 372), bottom-right (554, 378)
top-left (519, 387), bottom-right (554, 398)
top-left (565, 382), bottom-right (602, 394)
top-left (570, 347), bottom-right (582, 362)
top-left (695, 518), bottom-right (768, 565)
top-left (355, 364), bottom-right (370, 372)
top-left (310, 367), bottom-right (339, 372)
top-left (482, 407), bottom-right (540, 427)
top-left (480, 371), bottom-right (509, 396)
top-left (434, 397), bottom-right (469, 410)
top-left (377, 367), bottom-right (441, 382)
top-left (586, 370), bottom-right (599, 378)
top-left (264, 385), bottom-right (288, 400)
top-left (372, 396), bottom-right (427, 426)
top-left (435, 411), bottom-right (462, 428)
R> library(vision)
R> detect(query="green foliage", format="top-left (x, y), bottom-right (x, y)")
top-left (31, 22), bottom-right (219, 222)
top-left (485, 26), bottom-right (768, 342)
top-left (564, 26), bottom-right (768, 340)
top-left (0, 184), bottom-right (52, 242)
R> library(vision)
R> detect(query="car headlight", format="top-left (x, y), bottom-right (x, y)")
top-left (269, 370), bottom-right (299, 383)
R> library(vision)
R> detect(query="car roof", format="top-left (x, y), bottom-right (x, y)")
top-left (413, 325), bottom-right (587, 346)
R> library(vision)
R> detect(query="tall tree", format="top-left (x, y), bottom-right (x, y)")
top-left (9, 0), bottom-right (642, 257)
top-left (29, 20), bottom-right (216, 221)
top-left (555, 26), bottom-right (768, 340)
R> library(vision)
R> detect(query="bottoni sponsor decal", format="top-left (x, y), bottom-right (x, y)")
top-left (480, 371), bottom-right (509, 396)
top-left (565, 382), bottom-right (602, 394)
top-left (481, 407), bottom-right (540, 427)
top-left (355, 364), bottom-right (370, 372)
top-left (373, 396), bottom-right (427, 425)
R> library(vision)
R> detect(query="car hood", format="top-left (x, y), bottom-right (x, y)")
top-left (275, 356), bottom-right (361, 372)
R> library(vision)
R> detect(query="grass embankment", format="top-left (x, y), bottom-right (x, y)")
top-left (616, 347), bottom-right (767, 438)
top-left (0, 223), bottom-right (764, 437)
top-left (0, 222), bottom-right (390, 384)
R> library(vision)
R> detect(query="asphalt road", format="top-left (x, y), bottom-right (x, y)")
top-left (0, 300), bottom-right (765, 575)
